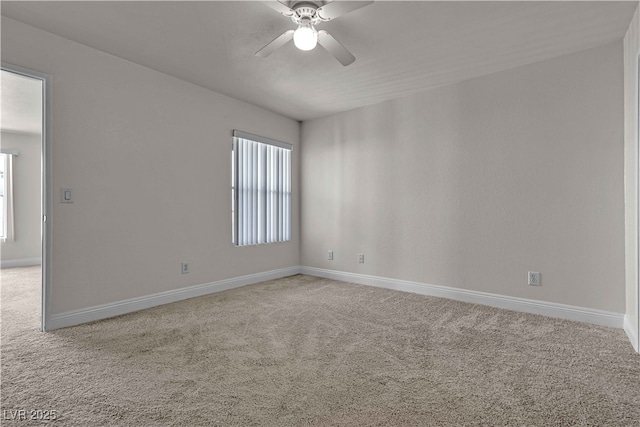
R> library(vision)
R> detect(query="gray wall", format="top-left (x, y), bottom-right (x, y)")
top-left (1, 17), bottom-right (300, 314)
top-left (0, 131), bottom-right (42, 262)
top-left (301, 42), bottom-right (625, 313)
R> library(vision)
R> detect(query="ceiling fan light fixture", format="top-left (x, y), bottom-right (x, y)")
top-left (258, 0), bottom-right (372, 65)
top-left (293, 22), bottom-right (317, 51)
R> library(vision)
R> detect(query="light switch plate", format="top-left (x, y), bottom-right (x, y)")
top-left (61, 188), bottom-right (73, 203)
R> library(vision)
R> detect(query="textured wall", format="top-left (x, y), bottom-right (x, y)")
top-left (624, 3), bottom-right (639, 348)
top-left (301, 42), bottom-right (625, 313)
top-left (0, 131), bottom-right (42, 262)
top-left (1, 17), bottom-right (300, 314)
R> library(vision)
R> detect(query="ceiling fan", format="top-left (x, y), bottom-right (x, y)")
top-left (256, 1), bottom-right (373, 66)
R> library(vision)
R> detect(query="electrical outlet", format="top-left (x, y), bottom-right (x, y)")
top-left (528, 271), bottom-right (540, 286)
top-left (328, 250), bottom-right (334, 260)
top-left (358, 253), bottom-right (365, 264)
top-left (182, 262), bottom-right (190, 274)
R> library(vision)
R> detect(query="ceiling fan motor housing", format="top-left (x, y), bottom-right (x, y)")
top-left (290, 1), bottom-right (326, 25)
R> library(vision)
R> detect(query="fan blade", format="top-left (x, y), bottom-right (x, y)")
top-left (317, 0), bottom-right (373, 21)
top-left (256, 30), bottom-right (295, 57)
top-left (317, 30), bottom-right (356, 66)
top-left (262, 1), bottom-right (295, 17)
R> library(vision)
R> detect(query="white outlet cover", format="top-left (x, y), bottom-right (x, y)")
top-left (528, 271), bottom-right (540, 286)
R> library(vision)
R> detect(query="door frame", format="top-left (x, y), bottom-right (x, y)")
top-left (636, 53), bottom-right (640, 352)
top-left (2, 62), bottom-right (52, 331)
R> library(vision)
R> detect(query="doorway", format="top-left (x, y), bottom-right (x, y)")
top-left (1, 63), bottom-right (51, 331)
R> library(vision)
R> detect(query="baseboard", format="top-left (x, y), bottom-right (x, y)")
top-left (1, 257), bottom-right (41, 269)
top-left (623, 315), bottom-right (639, 352)
top-left (45, 265), bottom-right (630, 341)
top-left (300, 267), bottom-right (625, 329)
top-left (46, 266), bottom-right (301, 331)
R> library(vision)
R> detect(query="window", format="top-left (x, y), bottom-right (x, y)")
top-left (0, 152), bottom-right (15, 242)
top-left (0, 154), bottom-right (5, 239)
top-left (232, 130), bottom-right (291, 246)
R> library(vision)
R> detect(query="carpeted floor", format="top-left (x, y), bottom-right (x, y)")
top-left (1, 266), bottom-right (639, 426)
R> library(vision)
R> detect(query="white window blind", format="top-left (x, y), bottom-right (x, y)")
top-left (0, 151), bottom-right (17, 242)
top-left (232, 131), bottom-right (291, 246)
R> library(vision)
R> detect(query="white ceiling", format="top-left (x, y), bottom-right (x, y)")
top-left (1, 1), bottom-right (637, 122)
top-left (1, 70), bottom-right (43, 135)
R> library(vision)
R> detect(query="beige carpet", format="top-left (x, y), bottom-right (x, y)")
top-left (1, 266), bottom-right (639, 426)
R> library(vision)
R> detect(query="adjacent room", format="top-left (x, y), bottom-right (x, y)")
top-left (1, 1), bottom-right (639, 425)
